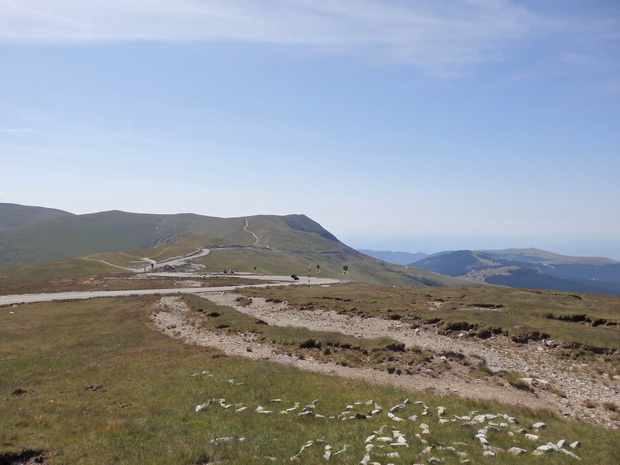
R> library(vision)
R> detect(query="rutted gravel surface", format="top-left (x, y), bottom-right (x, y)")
top-left (153, 294), bottom-right (620, 429)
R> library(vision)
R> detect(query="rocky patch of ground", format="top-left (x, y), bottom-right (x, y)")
top-left (152, 294), bottom-right (620, 429)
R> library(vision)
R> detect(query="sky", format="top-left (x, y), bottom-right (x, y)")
top-left (1, 0), bottom-right (620, 259)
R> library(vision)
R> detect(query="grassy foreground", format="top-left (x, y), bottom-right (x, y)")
top-left (1, 296), bottom-right (618, 464)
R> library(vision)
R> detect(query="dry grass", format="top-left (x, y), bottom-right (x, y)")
top-left (2, 293), bottom-right (620, 463)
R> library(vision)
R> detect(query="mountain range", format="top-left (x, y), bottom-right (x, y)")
top-left (2, 202), bottom-right (619, 295)
top-left (358, 249), bottom-right (428, 265)
top-left (411, 249), bottom-right (620, 296)
top-left (0, 203), bottom-right (466, 288)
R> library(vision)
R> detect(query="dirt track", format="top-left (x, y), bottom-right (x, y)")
top-left (153, 294), bottom-right (620, 429)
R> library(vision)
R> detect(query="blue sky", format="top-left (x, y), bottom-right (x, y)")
top-left (1, 1), bottom-right (619, 259)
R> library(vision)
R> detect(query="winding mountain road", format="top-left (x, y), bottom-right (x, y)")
top-left (0, 275), bottom-right (339, 306)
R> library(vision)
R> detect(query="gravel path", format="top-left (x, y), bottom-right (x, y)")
top-left (153, 294), bottom-right (620, 429)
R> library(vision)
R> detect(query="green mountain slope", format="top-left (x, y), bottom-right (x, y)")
top-left (0, 203), bottom-right (74, 231)
top-left (0, 211), bottom-right (344, 267)
top-left (0, 207), bottom-right (473, 287)
top-left (358, 249), bottom-right (429, 265)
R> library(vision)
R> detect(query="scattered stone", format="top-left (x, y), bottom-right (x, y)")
top-left (532, 422), bottom-right (546, 431)
top-left (507, 447), bottom-right (527, 455)
top-left (559, 448), bottom-right (581, 460)
top-left (390, 403), bottom-right (406, 413)
top-left (570, 441), bottom-right (581, 449)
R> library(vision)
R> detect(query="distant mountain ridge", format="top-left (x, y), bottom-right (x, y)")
top-left (0, 203), bottom-right (74, 231)
top-left (359, 250), bottom-right (429, 265)
top-left (411, 248), bottom-right (620, 295)
top-left (0, 208), bottom-right (346, 267)
top-left (0, 203), bottom-right (471, 288)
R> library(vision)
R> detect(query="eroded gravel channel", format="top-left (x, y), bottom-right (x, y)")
top-left (152, 294), bottom-right (619, 429)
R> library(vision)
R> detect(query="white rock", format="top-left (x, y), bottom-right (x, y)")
top-left (532, 422), bottom-right (546, 431)
top-left (535, 444), bottom-right (556, 453)
top-left (525, 434), bottom-right (539, 441)
top-left (483, 450), bottom-right (495, 457)
top-left (559, 448), bottom-right (581, 460)
top-left (507, 447), bottom-right (527, 455)
top-left (570, 441), bottom-right (581, 449)
top-left (390, 404), bottom-right (405, 413)
top-left (419, 446), bottom-right (432, 456)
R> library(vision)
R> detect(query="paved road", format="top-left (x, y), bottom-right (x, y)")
top-left (0, 275), bottom-right (340, 306)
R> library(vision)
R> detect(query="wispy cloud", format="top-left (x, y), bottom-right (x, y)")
top-left (0, 0), bottom-right (617, 77)
top-left (0, 127), bottom-right (34, 133)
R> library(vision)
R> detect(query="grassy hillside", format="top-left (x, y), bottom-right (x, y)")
top-left (0, 209), bottom-right (478, 287)
top-left (0, 203), bottom-right (74, 231)
top-left (485, 248), bottom-right (619, 266)
top-left (241, 283), bottom-right (620, 353)
top-left (0, 211), bottom-right (346, 268)
top-left (2, 295), bottom-right (618, 464)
